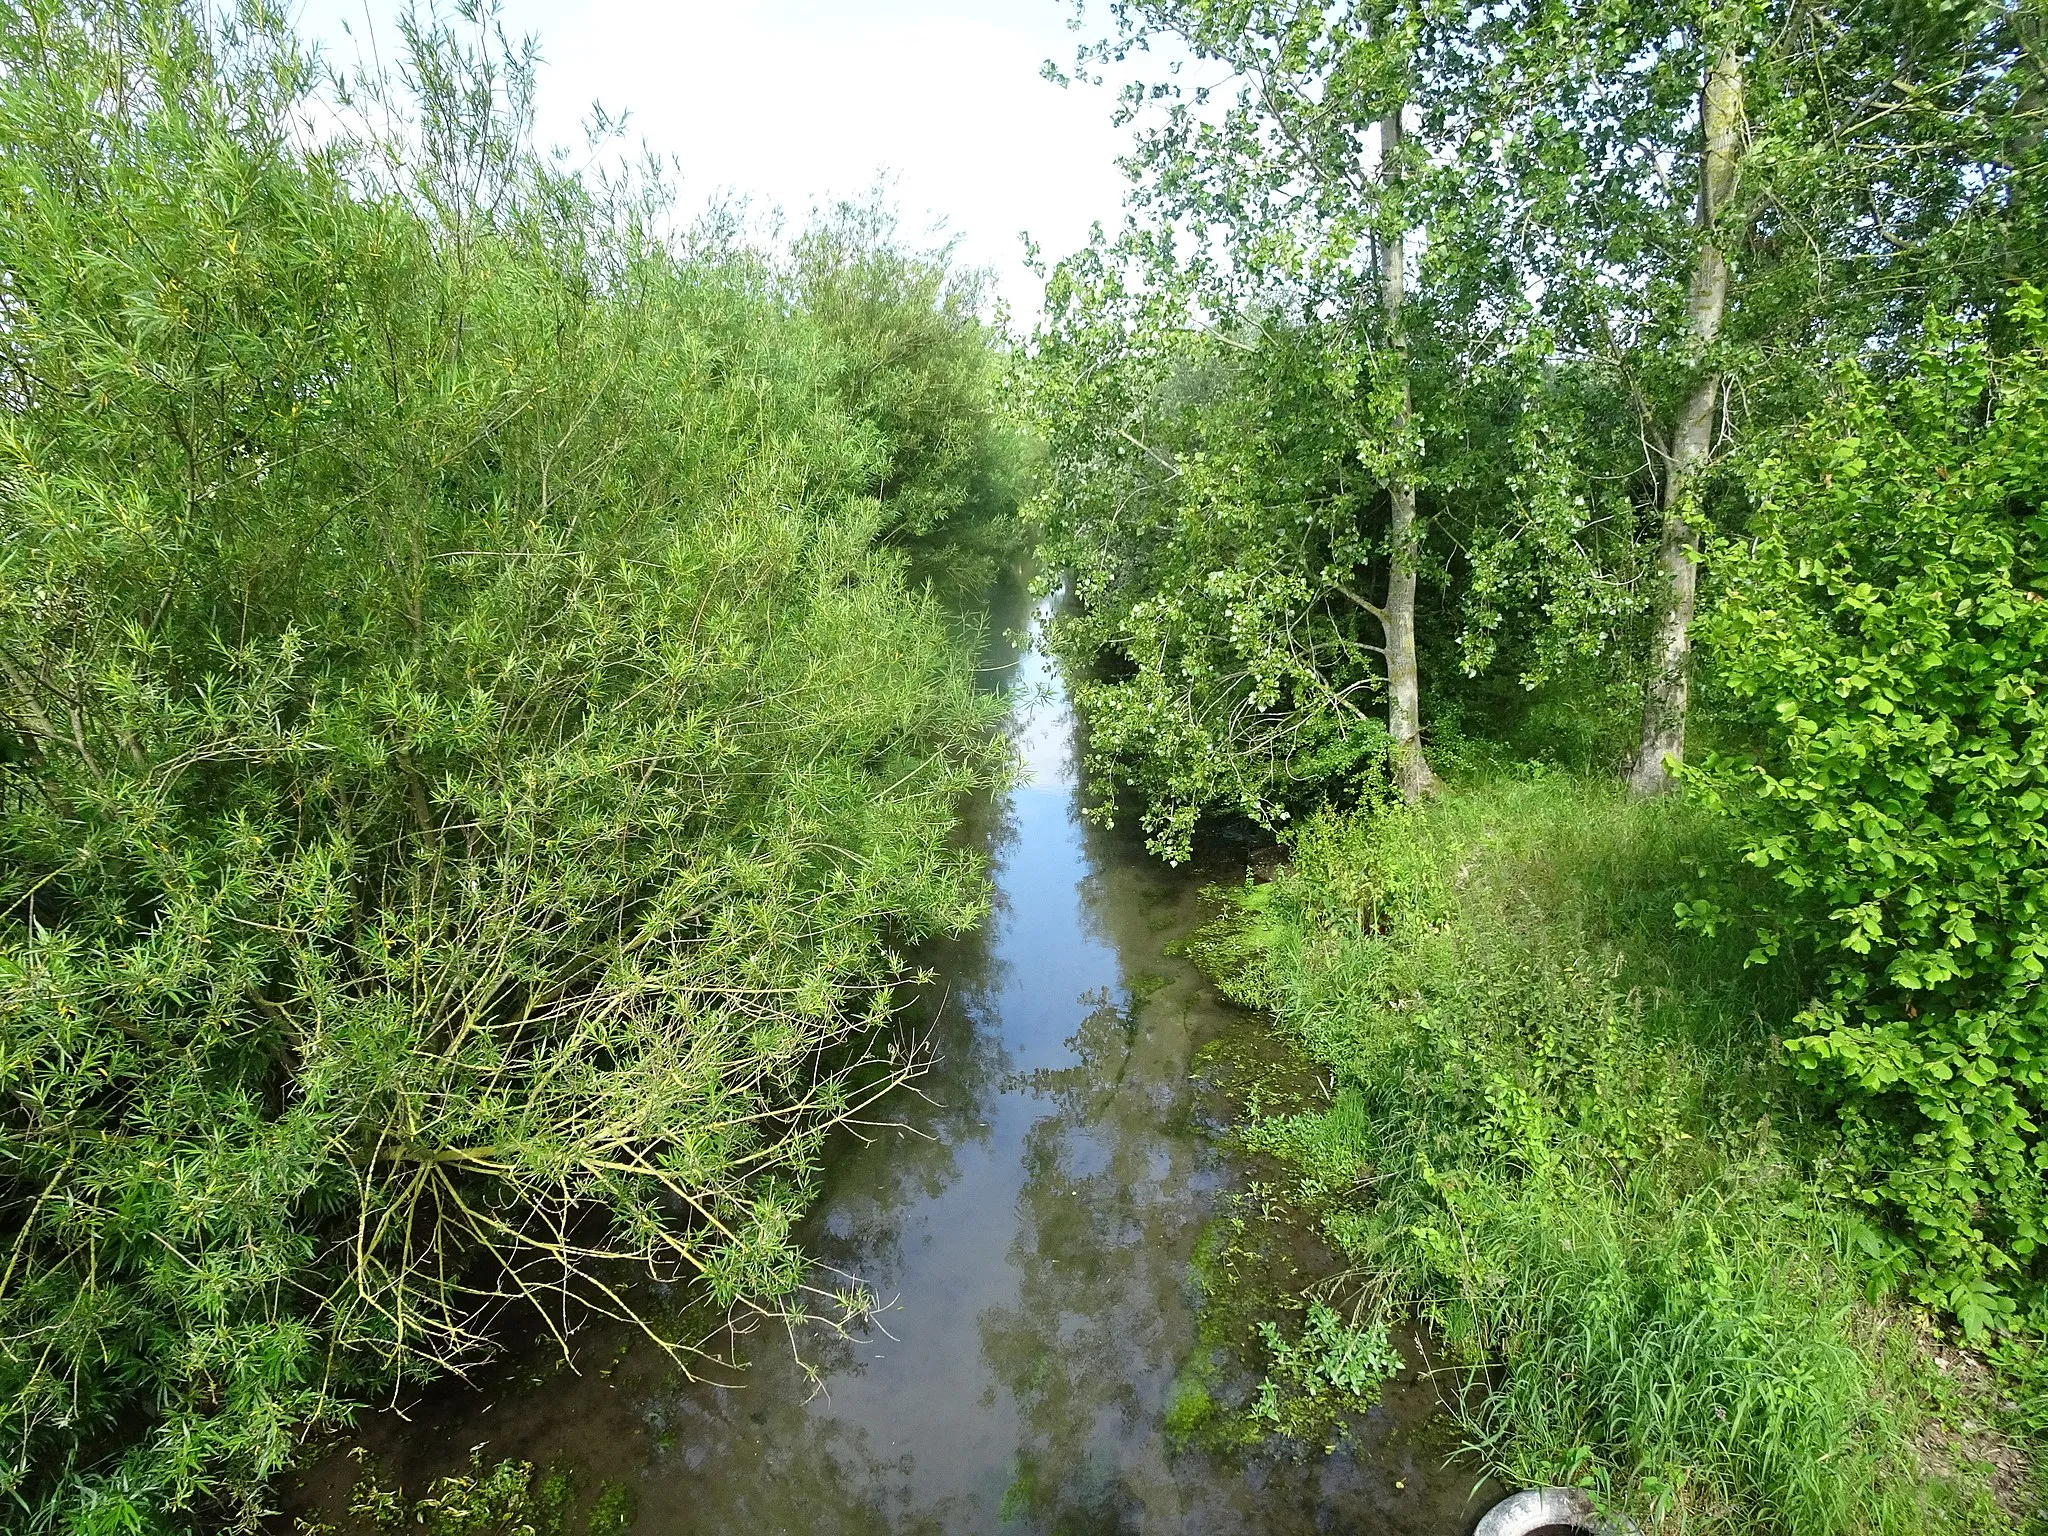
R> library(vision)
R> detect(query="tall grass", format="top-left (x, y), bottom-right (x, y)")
top-left (1200, 775), bottom-right (2019, 1533)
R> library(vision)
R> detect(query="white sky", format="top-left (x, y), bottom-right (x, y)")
top-left (290, 0), bottom-right (1144, 319)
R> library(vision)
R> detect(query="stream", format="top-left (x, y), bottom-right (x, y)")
top-left (290, 594), bottom-right (1484, 1535)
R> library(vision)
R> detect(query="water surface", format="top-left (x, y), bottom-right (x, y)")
top-left (294, 600), bottom-right (1482, 1535)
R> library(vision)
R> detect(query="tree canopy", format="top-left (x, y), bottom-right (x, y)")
top-left (1028, 0), bottom-right (2047, 1325)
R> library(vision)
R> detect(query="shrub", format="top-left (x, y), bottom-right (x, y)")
top-left (794, 192), bottom-right (1031, 593)
top-left (1691, 300), bottom-right (2048, 1334)
top-left (0, 2), bottom-right (1006, 1526)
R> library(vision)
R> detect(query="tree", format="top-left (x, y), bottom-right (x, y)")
top-left (1628, 43), bottom-right (1746, 795)
top-left (1433, 0), bottom-right (2042, 791)
top-left (1371, 105), bottom-right (1444, 801)
top-left (1047, 4), bottom-right (1456, 811)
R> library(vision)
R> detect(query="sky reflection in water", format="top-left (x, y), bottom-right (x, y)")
top-left (300, 596), bottom-right (1479, 1536)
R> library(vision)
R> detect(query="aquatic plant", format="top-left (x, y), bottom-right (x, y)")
top-left (329, 1450), bottom-right (631, 1536)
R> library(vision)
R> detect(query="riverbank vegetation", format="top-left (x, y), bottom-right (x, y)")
top-left (1027, 0), bottom-right (2047, 1526)
top-left (0, 1), bottom-right (1018, 1528)
top-left (1195, 781), bottom-right (2030, 1531)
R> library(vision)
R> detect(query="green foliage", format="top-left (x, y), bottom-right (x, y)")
top-left (1250, 1300), bottom-right (1404, 1436)
top-left (340, 1452), bottom-right (631, 1536)
top-left (1043, 0), bottom-right (2047, 1352)
top-left (1039, 0), bottom-right (2046, 852)
top-left (1690, 304), bottom-right (2048, 1333)
top-left (582, 1482), bottom-right (638, 1536)
top-left (1025, 272), bottom-right (1398, 861)
top-left (1028, 0), bottom-right (1692, 855)
top-left (1196, 778), bottom-right (2019, 1533)
top-left (0, 1), bottom-right (1011, 1527)
top-left (794, 191), bottom-right (1032, 593)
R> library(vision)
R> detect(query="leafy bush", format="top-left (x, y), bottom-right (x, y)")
top-left (0, 1), bottom-right (1007, 1527)
top-left (1025, 268), bottom-right (1400, 862)
top-left (795, 193), bottom-right (1031, 593)
top-left (1692, 302), bottom-right (2048, 1334)
top-left (1197, 780), bottom-right (2011, 1533)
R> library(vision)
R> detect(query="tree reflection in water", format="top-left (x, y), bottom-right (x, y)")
top-left (283, 593), bottom-right (1475, 1536)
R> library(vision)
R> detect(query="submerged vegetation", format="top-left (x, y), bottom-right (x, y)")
top-left (0, 0), bottom-right (1019, 1527)
top-left (324, 1449), bottom-right (637, 1536)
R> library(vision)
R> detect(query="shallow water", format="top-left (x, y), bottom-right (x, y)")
top-left (291, 598), bottom-right (1487, 1535)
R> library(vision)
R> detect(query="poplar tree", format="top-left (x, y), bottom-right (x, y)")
top-left (1028, 0), bottom-right (1499, 858)
top-left (1628, 43), bottom-right (1746, 794)
top-left (1369, 105), bottom-right (1444, 801)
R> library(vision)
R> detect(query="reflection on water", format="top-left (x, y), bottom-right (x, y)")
top-left (293, 593), bottom-right (1482, 1534)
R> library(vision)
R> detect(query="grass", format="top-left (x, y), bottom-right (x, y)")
top-left (1190, 771), bottom-right (2041, 1534)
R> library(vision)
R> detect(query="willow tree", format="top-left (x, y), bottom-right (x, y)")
top-left (0, 1), bottom-right (1007, 1523)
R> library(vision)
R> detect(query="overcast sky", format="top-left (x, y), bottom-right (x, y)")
top-left (291, 0), bottom-right (1144, 318)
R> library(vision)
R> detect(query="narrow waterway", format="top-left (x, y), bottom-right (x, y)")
top-left (294, 597), bottom-right (1481, 1535)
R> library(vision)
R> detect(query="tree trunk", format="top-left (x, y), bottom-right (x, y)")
top-left (1378, 109), bottom-right (1442, 804)
top-left (1627, 45), bottom-right (1743, 797)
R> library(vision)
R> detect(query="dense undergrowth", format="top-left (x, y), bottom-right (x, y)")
top-left (1027, 0), bottom-right (2048, 1361)
top-left (1690, 316), bottom-right (2048, 1334)
top-left (0, 2), bottom-right (1019, 1529)
top-left (1192, 776), bottom-right (2043, 1534)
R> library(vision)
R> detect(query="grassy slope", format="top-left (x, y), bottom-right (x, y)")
top-left (1194, 773), bottom-right (2040, 1534)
